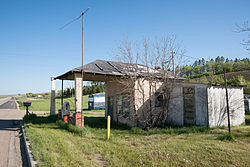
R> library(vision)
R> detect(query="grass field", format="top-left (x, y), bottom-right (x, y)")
top-left (23, 113), bottom-right (250, 167)
top-left (0, 95), bottom-right (9, 99)
top-left (189, 70), bottom-right (250, 82)
top-left (218, 70), bottom-right (250, 81)
top-left (16, 95), bottom-right (96, 111)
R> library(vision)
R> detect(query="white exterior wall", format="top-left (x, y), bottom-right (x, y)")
top-left (106, 78), bottom-right (245, 128)
top-left (207, 87), bottom-right (245, 127)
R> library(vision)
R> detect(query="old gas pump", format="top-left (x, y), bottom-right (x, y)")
top-left (62, 102), bottom-right (70, 123)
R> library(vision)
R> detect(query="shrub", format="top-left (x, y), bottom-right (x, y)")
top-left (23, 114), bottom-right (37, 123)
top-left (129, 126), bottom-right (211, 135)
top-left (23, 114), bottom-right (58, 124)
top-left (244, 83), bottom-right (250, 94)
top-left (215, 71), bottom-right (224, 75)
top-left (209, 76), bottom-right (224, 85)
top-left (189, 72), bottom-right (210, 79)
top-left (56, 120), bottom-right (91, 136)
top-left (217, 133), bottom-right (235, 141)
top-left (56, 120), bottom-right (68, 129)
top-left (227, 75), bottom-right (246, 86)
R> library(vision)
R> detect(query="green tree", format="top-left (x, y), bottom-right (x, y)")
top-left (227, 75), bottom-right (246, 86)
top-left (222, 62), bottom-right (233, 72)
top-left (193, 65), bottom-right (203, 74)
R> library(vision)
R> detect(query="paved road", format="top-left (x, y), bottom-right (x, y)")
top-left (0, 97), bottom-right (26, 167)
top-left (0, 97), bottom-right (12, 106)
top-left (0, 97), bottom-right (18, 109)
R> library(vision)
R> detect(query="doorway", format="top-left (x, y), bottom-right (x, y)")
top-left (183, 87), bottom-right (196, 125)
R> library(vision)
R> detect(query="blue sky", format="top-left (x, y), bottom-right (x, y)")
top-left (0, 0), bottom-right (249, 95)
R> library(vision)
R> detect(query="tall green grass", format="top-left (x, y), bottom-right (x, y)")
top-left (23, 114), bottom-right (250, 167)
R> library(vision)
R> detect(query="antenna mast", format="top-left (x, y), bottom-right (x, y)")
top-left (59, 8), bottom-right (90, 128)
top-left (81, 8), bottom-right (90, 128)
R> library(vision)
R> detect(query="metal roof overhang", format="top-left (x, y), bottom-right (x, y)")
top-left (54, 59), bottom-right (186, 82)
top-left (55, 70), bottom-right (186, 83)
top-left (55, 70), bottom-right (123, 82)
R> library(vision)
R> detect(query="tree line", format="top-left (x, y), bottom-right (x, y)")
top-left (179, 56), bottom-right (250, 78)
top-left (57, 82), bottom-right (105, 98)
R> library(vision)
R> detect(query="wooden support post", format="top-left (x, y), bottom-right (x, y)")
top-left (50, 77), bottom-right (56, 115)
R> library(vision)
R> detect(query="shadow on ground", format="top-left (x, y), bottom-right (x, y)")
top-left (23, 112), bottom-right (250, 137)
top-left (0, 119), bottom-right (20, 131)
top-left (0, 119), bottom-right (28, 167)
top-left (245, 112), bottom-right (250, 125)
top-left (85, 116), bottom-right (131, 130)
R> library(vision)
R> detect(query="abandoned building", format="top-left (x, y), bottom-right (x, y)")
top-left (50, 60), bottom-right (245, 128)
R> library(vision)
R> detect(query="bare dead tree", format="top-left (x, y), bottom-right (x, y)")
top-left (114, 36), bottom-right (185, 128)
top-left (236, 21), bottom-right (250, 52)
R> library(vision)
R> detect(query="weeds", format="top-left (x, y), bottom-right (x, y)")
top-left (129, 126), bottom-right (211, 135)
top-left (23, 114), bottom-right (250, 166)
top-left (246, 112), bottom-right (250, 125)
top-left (23, 113), bottom-right (37, 123)
top-left (23, 114), bottom-right (58, 124)
top-left (217, 133), bottom-right (236, 141)
top-left (56, 120), bottom-right (91, 136)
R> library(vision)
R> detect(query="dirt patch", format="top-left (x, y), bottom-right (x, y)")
top-left (24, 98), bottom-right (43, 101)
top-left (85, 111), bottom-right (105, 115)
top-left (92, 153), bottom-right (106, 167)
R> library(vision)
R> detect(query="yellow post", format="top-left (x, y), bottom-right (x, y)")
top-left (107, 115), bottom-right (110, 140)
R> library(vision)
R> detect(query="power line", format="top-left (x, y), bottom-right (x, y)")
top-left (59, 8), bottom-right (90, 30)
top-left (80, 8), bottom-right (90, 128)
top-left (59, 14), bottom-right (82, 30)
top-left (182, 54), bottom-right (199, 60)
top-left (58, 8), bottom-right (90, 129)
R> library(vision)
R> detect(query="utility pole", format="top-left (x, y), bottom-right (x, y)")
top-left (81, 8), bottom-right (90, 128)
top-left (223, 68), bottom-right (231, 133)
top-left (171, 50), bottom-right (175, 77)
top-left (59, 8), bottom-right (90, 128)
